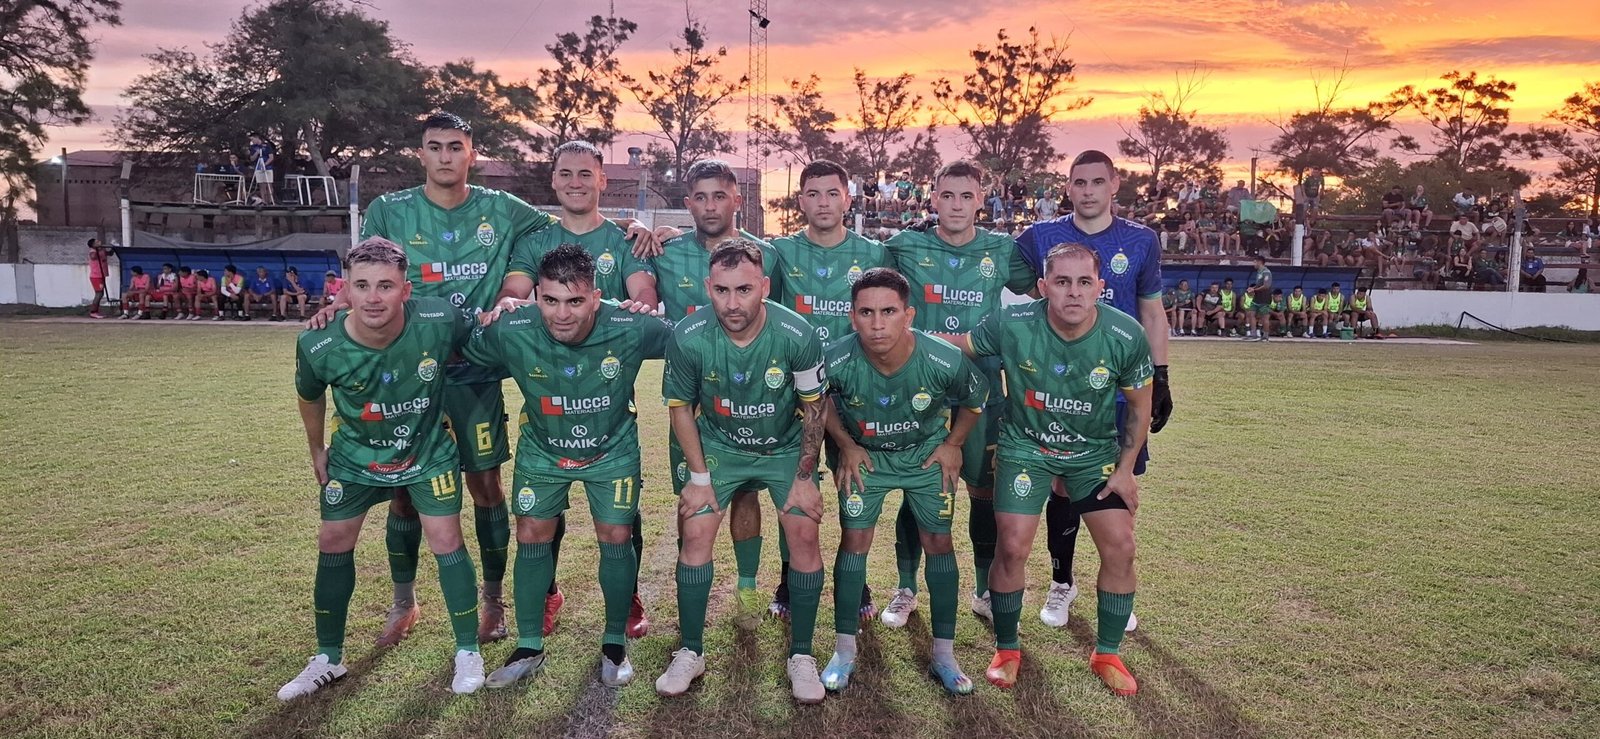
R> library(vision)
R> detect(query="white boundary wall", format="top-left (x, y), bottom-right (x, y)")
top-left (0, 264), bottom-right (120, 308)
top-left (1371, 289), bottom-right (1600, 330)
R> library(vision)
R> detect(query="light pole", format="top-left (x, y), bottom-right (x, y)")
top-left (49, 148), bottom-right (69, 225)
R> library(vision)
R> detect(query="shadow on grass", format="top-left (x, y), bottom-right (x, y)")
top-left (241, 650), bottom-right (390, 739)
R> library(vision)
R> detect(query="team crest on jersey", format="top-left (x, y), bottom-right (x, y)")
top-left (1110, 252), bottom-right (1130, 275)
top-left (846, 264), bottom-right (864, 284)
top-left (844, 493), bottom-right (865, 518)
top-left (978, 256), bottom-right (996, 279)
top-left (676, 462), bottom-right (688, 482)
top-left (912, 391), bottom-right (933, 411)
top-left (476, 222), bottom-right (496, 247)
top-left (517, 486), bottom-right (536, 512)
top-left (600, 355), bottom-right (620, 380)
top-left (323, 480), bottom-right (345, 505)
top-left (597, 252), bottom-right (617, 275)
top-left (1088, 365), bottom-right (1111, 389)
top-left (417, 355), bottom-right (439, 382)
top-left (764, 366), bottom-right (786, 389)
top-left (704, 455), bottom-right (720, 471)
top-left (1012, 472), bottom-right (1033, 498)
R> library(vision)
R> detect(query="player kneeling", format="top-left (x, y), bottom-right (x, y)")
top-left (820, 268), bottom-right (986, 695)
top-left (962, 243), bottom-right (1150, 696)
top-left (280, 238), bottom-right (486, 700)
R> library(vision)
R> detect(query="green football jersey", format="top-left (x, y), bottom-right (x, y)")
top-left (769, 230), bottom-right (892, 342)
top-left (294, 296), bottom-right (470, 486)
top-left (462, 301), bottom-right (673, 475)
top-left (664, 300), bottom-right (826, 454)
top-left (885, 227), bottom-right (1037, 334)
top-left (507, 221), bottom-right (654, 302)
top-left (650, 230), bottom-right (775, 321)
top-left (825, 331), bottom-right (988, 452)
top-left (360, 184), bottom-right (557, 384)
top-left (969, 301), bottom-right (1154, 462)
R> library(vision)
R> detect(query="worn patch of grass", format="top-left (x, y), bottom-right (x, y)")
top-left (1, 320), bottom-right (1596, 738)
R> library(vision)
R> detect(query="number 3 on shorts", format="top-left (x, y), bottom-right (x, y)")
top-left (475, 422), bottom-right (492, 453)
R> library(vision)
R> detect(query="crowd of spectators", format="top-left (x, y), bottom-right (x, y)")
top-left (200, 133), bottom-right (349, 205)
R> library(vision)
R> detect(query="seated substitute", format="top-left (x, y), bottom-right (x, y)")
top-left (119, 266), bottom-right (151, 319)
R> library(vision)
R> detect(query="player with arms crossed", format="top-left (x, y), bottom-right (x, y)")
top-left (1015, 150), bottom-right (1171, 630)
top-left (820, 267), bottom-right (986, 695)
top-left (464, 245), bottom-right (673, 688)
top-left (963, 243), bottom-right (1153, 695)
top-left (657, 240), bottom-right (831, 704)
top-left (281, 238), bottom-right (485, 700)
top-left (882, 160), bottom-right (1037, 626)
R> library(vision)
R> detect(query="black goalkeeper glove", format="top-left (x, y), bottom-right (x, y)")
top-left (1150, 365), bottom-right (1173, 433)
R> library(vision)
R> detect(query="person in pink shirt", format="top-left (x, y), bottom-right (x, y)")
top-left (87, 238), bottom-right (109, 318)
top-left (177, 266), bottom-right (199, 320)
top-left (152, 263), bottom-right (180, 319)
top-left (195, 269), bottom-right (221, 320)
top-left (321, 270), bottom-right (344, 307)
top-left (120, 266), bottom-right (152, 319)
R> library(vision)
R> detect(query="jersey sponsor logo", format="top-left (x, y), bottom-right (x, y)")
top-left (600, 355), bottom-right (621, 380)
top-left (597, 252), bottom-right (617, 275)
top-left (408, 233), bottom-right (429, 246)
top-left (558, 453), bottom-right (607, 469)
top-left (309, 336), bottom-right (333, 354)
top-left (368, 456), bottom-right (418, 475)
top-left (878, 395), bottom-right (895, 407)
top-left (548, 434), bottom-right (607, 450)
top-left (815, 266), bottom-right (833, 278)
top-left (677, 275), bottom-right (696, 288)
top-left (529, 366), bottom-right (549, 379)
top-left (927, 352), bottom-right (953, 370)
top-left (1027, 425), bottom-right (1087, 445)
top-left (732, 371), bottom-right (748, 385)
top-left (795, 295), bottom-right (851, 316)
top-left (846, 264), bottom-right (864, 284)
top-left (1023, 390), bottom-right (1094, 415)
top-left (733, 427), bottom-right (780, 446)
top-left (917, 256), bottom-right (936, 268)
top-left (360, 397), bottom-right (431, 420)
top-left (922, 284), bottom-right (985, 306)
top-left (845, 395), bottom-right (865, 408)
top-left (562, 364), bottom-right (583, 378)
top-left (911, 391), bottom-right (933, 411)
top-left (1017, 359), bottom-right (1038, 373)
top-left (817, 326), bottom-right (830, 340)
top-left (322, 480), bottom-right (345, 505)
top-left (516, 486), bottom-right (536, 513)
top-left (779, 321), bottom-right (807, 340)
top-left (1109, 251), bottom-right (1130, 275)
top-left (394, 425), bottom-right (411, 437)
top-left (538, 395), bottom-right (612, 415)
top-left (945, 316), bottom-right (960, 330)
top-left (1053, 363), bottom-right (1069, 375)
top-left (476, 222), bottom-right (496, 247)
top-left (1111, 325), bottom-right (1133, 342)
top-left (417, 356), bottom-right (439, 382)
top-left (1088, 365), bottom-right (1112, 390)
top-left (1012, 471), bottom-right (1033, 497)
top-left (947, 257), bottom-right (962, 269)
top-left (764, 366), bottom-right (786, 389)
top-left (712, 396), bottom-right (776, 418)
top-left (420, 261), bottom-right (491, 284)
top-left (787, 265), bottom-right (804, 278)
top-left (368, 437), bottom-right (412, 450)
top-left (441, 230), bottom-right (456, 243)
top-left (844, 492), bottom-right (865, 517)
top-left (859, 420), bottom-right (920, 437)
top-left (978, 255), bottom-right (996, 278)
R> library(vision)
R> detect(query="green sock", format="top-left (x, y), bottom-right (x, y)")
top-left (314, 550), bottom-right (355, 664)
top-left (787, 566), bottom-right (825, 657)
top-left (386, 513), bottom-right (420, 586)
top-left (894, 499), bottom-right (921, 591)
top-left (630, 514), bottom-right (646, 584)
top-left (924, 552), bottom-right (959, 641)
top-left (598, 542), bottom-right (637, 647)
top-left (676, 561), bottom-right (714, 654)
top-left (1096, 590), bottom-right (1136, 654)
top-left (434, 547), bottom-right (480, 652)
top-left (969, 498), bottom-right (996, 595)
top-left (733, 535), bottom-right (763, 590)
top-left (991, 588), bottom-right (1024, 650)
top-left (474, 504), bottom-right (510, 585)
top-left (832, 551), bottom-right (868, 636)
top-left (514, 541), bottom-right (553, 650)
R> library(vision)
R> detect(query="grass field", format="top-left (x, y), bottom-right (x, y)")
top-left (2, 319), bottom-right (1597, 739)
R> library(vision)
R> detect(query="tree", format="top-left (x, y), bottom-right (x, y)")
top-left (0, 0), bottom-right (122, 218)
top-left (536, 14), bottom-right (636, 148)
top-left (931, 27), bottom-right (1090, 186)
top-left (1532, 82), bottom-right (1600, 216)
top-left (1117, 70), bottom-right (1230, 187)
top-left (750, 74), bottom-right (848, 168)
top-left (846, 69), bottom-right (923, 181)
top-left (1395, 70), bottom-right (1523, 176)
top-left (1267, 67), bottom-right (1406, 181)
top-left (1321, 157), bottom-right (1528, 217)
top-left (626, 17), bottom-right (746, 191)
top-left (889, 125), bottom-right (943, 187)
top-left (116, 0), bottom-right (430, 178)
top-left (426, 60), bottom-right (541, 164)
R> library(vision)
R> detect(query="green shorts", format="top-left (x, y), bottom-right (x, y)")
top-left (444, 381), bottom-right (509, 473)
top-left (683, 440), bottom-right (815, 517)
top-left (510, 466), bottom-right (642, 526)
top-left (957, 404), bottom-right (999, 489)
top-left (1252, 300), bottom-right (1271, 316)
top-left (668, 435), bottom-right (760, 497)
top-left (992, 448), bottom-right (1118, 516)
top-left (320, 470), bottom-right (463, 521)
top-left (837, 441), bottom-right (956, 534)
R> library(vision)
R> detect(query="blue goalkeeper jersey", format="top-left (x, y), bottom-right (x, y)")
top-left (1015, 214), bottom-right (1164, 316)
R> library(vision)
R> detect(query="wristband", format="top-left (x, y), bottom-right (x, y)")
top-left (689, 471), bottom-right (711, 486)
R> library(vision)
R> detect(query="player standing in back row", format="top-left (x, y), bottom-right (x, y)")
top-left (1015, 150), bottom-right (1173, 630)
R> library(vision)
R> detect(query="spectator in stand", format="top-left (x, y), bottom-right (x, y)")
top-left (1199, 177), bottom-right (1221, 214)
top-left (1225, 179), bottom-right (1250, 212)
top-left (1171, 279), bottom-right (1197, 336)
top-left (245, 265), bottom-right (279, 320)
top-left (1450, 213), bottom-right (1482, 256)
top-left (1560, 220), bottom-right (1590, 257)
top-left (195, 269), bottom-right (220, 320)
top-left (1569, 268), bottom-right (1591, 293)
top-left (986, 186), bottom-right (1006, 223)
top-left (1311, 233), bottom-right (1340, 267)
top-left (1180, 211), bottom-right (1200, 253)
top-left (1299, 167), bottom-right (1325, 218)
top-left (1196, 210), bottom-right (1220, 255)
top-left (279, 266), bottom-right (311, 319)
top-left (1219, 212), bottom-right (1241, 255)
top-left (1159, 209), bottom-right (1186, 252)
top-left (220, 265), bottom-right (246, 318)
top-left (152, 263), bottom-right (180, 319)
top-left (1471, 250), bottom-right (1505, 290)
top-left (1452, 188), bottom-right (1476, 219)
top-left (894, 173), bottom-right (913, 201)
top-left (1179, 179), bottom-right (1202, 215)
top-left (1034, 189), bottom-right (1058, 221)
top-left (119, 266), bottom-right (150, 319)
top-left (321, 270), bottom-right (344, 306)
top-left (1381, 185), bottom-right (1408, 226)
top-left (248, 133), bottom-right (276, 205)
top-left (86, 238), bottom-right (110, 318)
top-left (215, 153), bottom-right (240, 175)
top-left (177, 266), bottom-right (198, 320)
top-left (1408, 185), bottom-right (1434, 229)
top-left (1197, 281), bottom-right (1225, 335)
top-left (1520, 249), bottom-right (1547, 292)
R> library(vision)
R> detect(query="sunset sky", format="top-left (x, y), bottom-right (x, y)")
top-left (44, 0), bottom-right (1600, 187)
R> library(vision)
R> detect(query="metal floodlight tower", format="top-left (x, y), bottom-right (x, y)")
top-left (747, 1), bottom-right (769, 221)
